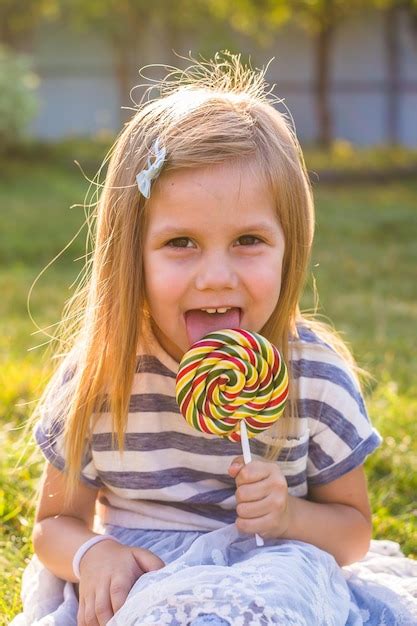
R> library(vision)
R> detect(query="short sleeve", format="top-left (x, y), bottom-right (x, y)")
top-left (293, 330), bottom-right (382, 486)
top-left (34, 364), bottom-right (103, 489)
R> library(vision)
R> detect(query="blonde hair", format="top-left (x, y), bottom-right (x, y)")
top-left (32, 52), bottom-right (361, 499)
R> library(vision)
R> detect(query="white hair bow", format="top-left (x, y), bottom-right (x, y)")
top-left (136, 138), bottom-right (166, 199)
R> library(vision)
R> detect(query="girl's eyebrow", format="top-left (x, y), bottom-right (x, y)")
top-left (153, 222), bottom-right (275, 239)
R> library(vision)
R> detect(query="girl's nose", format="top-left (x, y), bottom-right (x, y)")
top-left (194, 253), bottom-right (239, 291)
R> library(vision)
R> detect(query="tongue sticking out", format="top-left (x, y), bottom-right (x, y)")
top-left (185, 308), bottom-right (241, 346)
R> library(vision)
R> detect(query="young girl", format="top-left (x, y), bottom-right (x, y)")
top-left (13, 53), bottom-right (385, 625)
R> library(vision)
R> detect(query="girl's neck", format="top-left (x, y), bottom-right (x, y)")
top-left (139, 317), bottom-right (180, 374)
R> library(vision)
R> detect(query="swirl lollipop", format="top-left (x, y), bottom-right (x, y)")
top-left (176, 328), bottom-right (289, 545)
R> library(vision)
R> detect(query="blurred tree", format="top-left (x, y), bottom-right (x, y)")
top-left (294, 0), bottom-right (417, 146)
top-left (289, 1), bottom-right (368, 148)
top-left (60, 0), bottom-right (152, 125)
top-left (373, 0), bottom-right (417, 143)
top-left (61, 0), bottom-right (227, 126)
top-left (4, 0), bottom-right (414, 145)
top-left (0, 45), bottom-right (39, 153)
top-left (384, 2), bottom-right (402, 145)
top-left (0, 0), bottom-right (59, 49)
top-left (217, 0), bottom-right (372, 148)
top-left (404, 0), bottom-right (417, 36)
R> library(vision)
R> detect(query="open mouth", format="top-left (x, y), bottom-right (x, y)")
top-left (184, 307), bottom-right (242, 346)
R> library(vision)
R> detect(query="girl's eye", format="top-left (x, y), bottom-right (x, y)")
top-left (165, 235), bottom-right (263, 249)
top-left (166, 237), bottom-right (193, 248)
top-left (236, 235), bottom-right (263, 246)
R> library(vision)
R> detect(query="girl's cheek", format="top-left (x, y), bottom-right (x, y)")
top-left (161, 265), bottom-right (193, 285)
top-left (149, 254), bottom-right (187, 276)
top-left (150, 263), bottom-right (193, 297)
top-left (248, 260), bottom-right (282, 288)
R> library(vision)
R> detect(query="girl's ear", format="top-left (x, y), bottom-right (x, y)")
top-left (142, 298), bottom-right (152, 320)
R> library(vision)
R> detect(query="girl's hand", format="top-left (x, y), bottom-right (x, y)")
top-left (228, 456), bottom-right (292, 540)
top-left (77, 539), bottom-right (165, 626)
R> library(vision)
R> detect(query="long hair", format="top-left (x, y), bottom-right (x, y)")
top-left (32, 53), bottom-right (359, 499)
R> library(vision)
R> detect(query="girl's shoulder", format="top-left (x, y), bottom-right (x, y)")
top-left (36, 348), bottom-right (80, 427)
top-left (290, 322), bottom-right (343, 361)
top-left (289, 322), bottom-right (363, 398)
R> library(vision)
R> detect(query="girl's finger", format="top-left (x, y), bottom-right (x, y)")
top-left (132, 547), bottom-right (165, 572)
top-left (229, 455), bottom-right (244, 467)
top-left (82, 592), bottom-right (100, 626)
top-left (94, 583), bottom-right (114, 626)
top-left (237, 494), bottom-right (272, 519)
top-left (234, 461), bottom-right (271, 486)
top-left (109, 577), bottom-right (130, 615)
top-left (236, 512), bottom-right (271, 536)
top-left (77, 596), bottom-right (85, 626)
top-left (236, 479), bottom-right (271, 503)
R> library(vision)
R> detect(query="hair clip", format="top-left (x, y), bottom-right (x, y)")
top-left (136, 138), bottom-right (166, 199)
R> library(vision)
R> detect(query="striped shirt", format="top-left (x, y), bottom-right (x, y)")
top-left (35, 325), bottom-right (382, 531)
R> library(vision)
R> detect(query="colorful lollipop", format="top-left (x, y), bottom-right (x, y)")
top-left (176, 328), bottom-right (289, 545)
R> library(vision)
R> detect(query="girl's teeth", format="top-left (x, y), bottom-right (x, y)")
top-left (201, 307), bottom-right (230, 314)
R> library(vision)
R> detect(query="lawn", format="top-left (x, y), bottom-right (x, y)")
top-left (0, 153), bottom-right (416, 623)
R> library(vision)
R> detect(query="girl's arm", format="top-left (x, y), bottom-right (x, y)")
top-left (283, 465), bottom-right (373, 565)
top-left (33, 462), bottom-right (165, 626)
top-left (32, 461), bottom-right (101, 582)
top-left (229, 460), bottom-right (372, 567)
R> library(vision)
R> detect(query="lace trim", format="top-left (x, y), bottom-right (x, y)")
top-left (137, 590), bottom-right (310, 625)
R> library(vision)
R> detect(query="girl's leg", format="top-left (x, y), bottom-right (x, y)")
top-left (109, 527), bottom-right (352, 626)
top-left (10, 554), bottom-right (78, 626)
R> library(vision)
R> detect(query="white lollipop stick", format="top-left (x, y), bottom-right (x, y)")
top-left (239, 421), bottom-right (264, 547)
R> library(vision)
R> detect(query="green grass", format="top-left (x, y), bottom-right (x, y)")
top-left (304, 141), bottom-right (417, 172)
top-left (0, 153), bottom-right (416, 623)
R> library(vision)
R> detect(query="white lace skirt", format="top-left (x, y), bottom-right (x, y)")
top-left (10, 523), bottom-right (417, 625)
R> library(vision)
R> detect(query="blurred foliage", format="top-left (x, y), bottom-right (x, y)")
top-left (2, 135), bottom-right (417, 176)
top-left (2, 0), bottom-right (417, 144)
top-left (304, 140), bottom-right (417, 171)
top-left (0, 45), bottom-right (40, 154)
top-left (0, 0), bottom-right (59, 47)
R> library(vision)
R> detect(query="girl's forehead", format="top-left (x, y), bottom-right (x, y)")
top-left (152, 160), bottom-right (270, 203)
top-left (145, 161), bottom-right (280, 235)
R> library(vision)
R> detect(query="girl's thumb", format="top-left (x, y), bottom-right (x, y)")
top-left (228, 457), bottom-right (244, 475)
top-left (131, 546), bottom-right (165, 572)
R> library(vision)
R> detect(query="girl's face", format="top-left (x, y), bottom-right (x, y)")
top-left (143, 162), bottom-right (285, 362)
